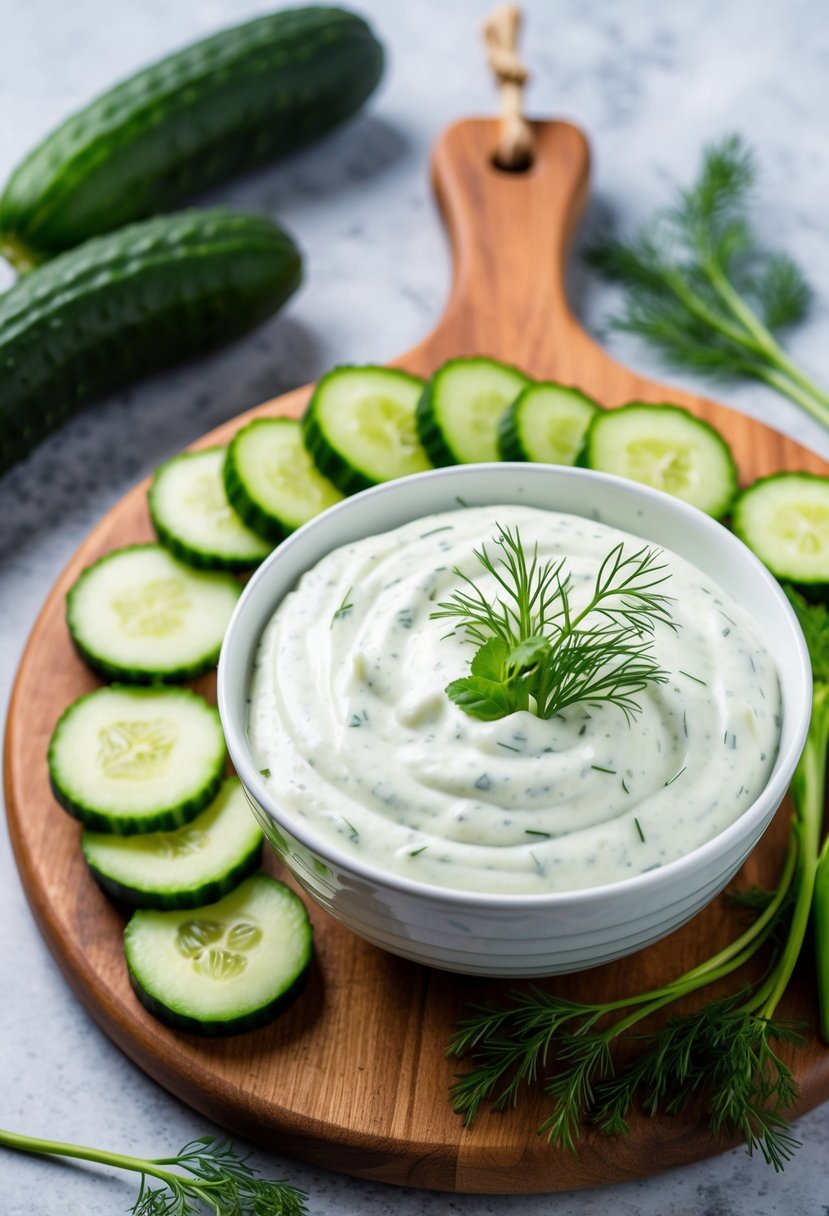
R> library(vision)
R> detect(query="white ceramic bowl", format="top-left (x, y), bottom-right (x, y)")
top-left (218, 464), bottom-right (811, 977)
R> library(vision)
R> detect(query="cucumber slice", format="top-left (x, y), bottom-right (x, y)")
top-left (302, 365), bottom-right (430, 494)
top-left (498, 382), bottom-right (599, 464)
top-left (224, 417), bottom-right (344, 542)
top-left (48, 686), bottom-right (226, 834)
top-left (66, 543), bottom-right (241, 682)
top-left (584, 403), bottom-right (738, 519)
top-left (124, 873), bottom-right (313, 1035)
top-left (149, 447), bottom-right (272, 571)
top-left (416, 357), bottom-right (531, 466)
top-left (82, 778), bottom-right (262, 908)
top-left (732, 473), bottom-right (829, 586)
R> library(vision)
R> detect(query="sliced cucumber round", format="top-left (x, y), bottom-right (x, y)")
top-left (498, 382), bottom-right (599, 464)
top-left (124, 873), bottom-right (313, 1035)
top-left (82, 777), bottom-right (262, 908)
top-left (732, 472), bottom-right (829, 586)
top-left (416, 357), bottom-right (531, 466)
top-left (48, 686), bottom-right (226, 834)
top-left (224, 417), bottom-right (344, 542)
top-left (302, 365), bottom-right (430, 494)
top-left (149, 447), bottom-right (272, 571)
top-left (66, 543), bottom-right (241, 682)
top-left (584, 402), bottom-right (738, 519)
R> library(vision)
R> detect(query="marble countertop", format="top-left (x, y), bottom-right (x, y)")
top-left (2, 0), bottom-right (828, 1211)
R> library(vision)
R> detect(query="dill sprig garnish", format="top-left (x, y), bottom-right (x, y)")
top-left (430, 525), bottom-right (675, 722)
top-left (587, 134), bottom-right (829, 427)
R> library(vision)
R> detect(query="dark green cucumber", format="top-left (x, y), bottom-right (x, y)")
top-left (124, 874), bottom-right (313, 1035)
top-left (416, 357), bottom-right (531, 466)
top-left (0, 209), bottom-right (301, 476)
top-left (82, 778), bottom-right (263, 909)
top-left (0, 7), bottom-right (383, 264)
top-left (302, 366), bottom-right (430, 494)
top-left (48, 686), bottom-right (226, 835)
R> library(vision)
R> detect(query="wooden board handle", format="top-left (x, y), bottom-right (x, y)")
top-left (398, 118), bottom-right (609, 382)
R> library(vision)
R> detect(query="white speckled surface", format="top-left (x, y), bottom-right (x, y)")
top-left (2, 0), bottom-right (829, 1211)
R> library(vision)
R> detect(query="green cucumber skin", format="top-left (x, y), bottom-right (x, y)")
top-left (223, 426), bottom-right (288, 544)
top-left (149, 509), bottom-right (269, 573)
top-left (416, 379), bottom-right (457, 468)
top-left (0, 8), bottom-right (384, 262)
top-left (497, 385), bottom-right (598, 463)
top-left (415, 357), bottom-right (531, 467)
top-left (83, 840), bottom-right (263, 911)
top-left (126, 954), bottom-right (310, 1037)
top-left (302, 366), bottom-right (427, 494)
top-left (497, 403), bottom-right (529, 461)
top-left (50, 771), bottom-right (223, 835)
top-left (0, 209), bottom-right (301, 477)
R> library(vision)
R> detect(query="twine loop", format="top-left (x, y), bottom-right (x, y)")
top-left (482, 5), bottom-right (534, 170)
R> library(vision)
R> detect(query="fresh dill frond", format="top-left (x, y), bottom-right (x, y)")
top-left (0, 1130), bottom-right (308, 1216)
top-left (431, 527), bottom-right (675, 723)
top-left (431, 525), bottom-right (564, 648)
top-left (587, 134), bottom-right (829, 428)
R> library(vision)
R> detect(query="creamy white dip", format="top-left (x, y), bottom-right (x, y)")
top-left (248, 506), bottom-right (780, 894)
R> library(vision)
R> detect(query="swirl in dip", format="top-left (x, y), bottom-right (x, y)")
top-left (248, 505), bottom-right (781, 895)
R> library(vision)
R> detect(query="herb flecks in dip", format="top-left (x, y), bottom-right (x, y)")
top-left (248, 506), bottom-right (781, 894)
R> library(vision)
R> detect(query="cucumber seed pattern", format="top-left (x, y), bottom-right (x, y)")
top-left (150, 827), bottom-right (209, 860)
top-left (184, 474), bottom-right (238, 532)
top-left (267, 446), bottom-right (331, 511)
top-left (176, 917), bottom-right (264, 981)
top-left (353, 395), bottom-right (421, 459)
top-left (113, 578), bottom-right (191, 636)
top-left (97, 718), bottom-right (179, 779)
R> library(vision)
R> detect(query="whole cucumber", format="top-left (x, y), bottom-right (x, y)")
top-left (0, 209), bottom-right (301, 475)
top-left (0, 7), bottom-right (384, 267)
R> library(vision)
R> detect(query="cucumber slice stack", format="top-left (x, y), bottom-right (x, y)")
top-left (66, 543), bottom-right (241, 682)
top-left (82, 777), bottom-right (263, 908)
top-left (48, 686), bottom-right (226, 834)
top-left (416, 357), bottom-right (531, 465)
top-left (124, 874), bottom-right (313, 1036)
top-left (149, 447), bottom-right (272, 570)
top-left (303, 365), bottom-right (431, 493)
top-left (498, 382), bottom-right (599, 464)
top-left (224, 417), bottom-right (344, 541)
top-left (583, 402), bottom-right (738, 520)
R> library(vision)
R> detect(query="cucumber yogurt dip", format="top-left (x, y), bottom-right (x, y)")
top-left (248, 505), bottom-right (781, 895)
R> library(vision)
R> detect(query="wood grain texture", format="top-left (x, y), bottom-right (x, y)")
top-left (5, 118), bottom-right (829, 1193)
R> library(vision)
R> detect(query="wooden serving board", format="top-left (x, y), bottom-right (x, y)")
top-left (5, 119), bottom-right (829, 1193)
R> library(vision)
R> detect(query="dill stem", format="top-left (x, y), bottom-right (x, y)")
top-left (758, 687), bottom-right (829, 1020)
top-left (666, 266), bottom-right (765, 353)
top-left (578, 834), bottom-right (798, 1027)
top-left (756, 366), bottom-right (829, 427)
top-left (0, 1126), bottom-right (181, 1186)
top-left (702, 256), bottom-right (829, 419)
